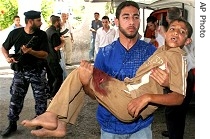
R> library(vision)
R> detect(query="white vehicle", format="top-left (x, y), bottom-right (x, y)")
top-left (86, 0), bottom-right (195, 71)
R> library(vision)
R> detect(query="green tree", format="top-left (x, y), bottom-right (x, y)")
top-left (41, 0), bottom-right (54, 25)
top-left (0, 0), bottom-right (54, 30)
top-left (0, 0), bottom-right (18, 30)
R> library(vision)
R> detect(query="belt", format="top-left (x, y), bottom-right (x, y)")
top-left (64, 36), bottom-right (69, 38)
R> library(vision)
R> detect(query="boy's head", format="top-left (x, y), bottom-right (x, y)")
top-left (165, 18), bottom-right (193, 49)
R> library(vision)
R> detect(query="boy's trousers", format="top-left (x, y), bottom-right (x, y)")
top-left (47, 68), bottom-right (162, 124)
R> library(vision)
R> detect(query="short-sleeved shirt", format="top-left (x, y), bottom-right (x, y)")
top-left (90, 20), bottom-right (102, 38)
top-left (60, 21), bottom-right (73, 37)
top-left (3, 27), bottom-right (49, 66)
top-left (46, 25), bottom-right (62, 62)
top-left (94, 39), bottom-right (156, 134)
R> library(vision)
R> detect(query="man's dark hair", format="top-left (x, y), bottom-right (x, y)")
top-left (168, 7), bottom-right (181, 21)
top-left (146, 16), bottom-right (157, 23)
top-left (169, 18), bottom-right (193, 38)
top-left (102, 15), bottom-right (109, 21)
top-left (13, 15), bottom-right (20, 20)
top-left (115, 1), bottom-right (140, 19)
top-left (51, 15), bottom-right (60, 25)
top-left (94, 12), bottom-right (99, 15)
top-left (50, 15), bottom-right (55, 19)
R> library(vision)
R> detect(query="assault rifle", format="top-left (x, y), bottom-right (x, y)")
top-left (9, 36), bottom-right (38, 71)
top-left (9, 36), bottom-right (37, 61)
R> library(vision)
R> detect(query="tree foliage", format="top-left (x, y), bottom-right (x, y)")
top-left (41, 0), bottom-right (54, 25)
top-left (0, 0), bottom-right (54, 30)
top-left (0, 0), bottom-right (18, 30)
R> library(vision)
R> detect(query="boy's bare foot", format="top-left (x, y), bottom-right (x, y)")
top-left (31, 120), bottom-right (67, 137)
top-left (21, 111), bottom-right (58, 130)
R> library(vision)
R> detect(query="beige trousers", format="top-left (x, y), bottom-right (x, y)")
top-left (63, 37), bottom-right (72, 64)
top-left (47, 68), bottom-right (161, 124)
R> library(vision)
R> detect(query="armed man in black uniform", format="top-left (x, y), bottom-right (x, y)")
top-left (1, 10), bottom-right (49, 137)
top-left (45, 15), bottom-right (64, 99)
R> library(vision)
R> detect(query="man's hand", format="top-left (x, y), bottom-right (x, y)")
top-left (60, 36), bottom-right (65, 42)
top-left (6, 57), bottom-right (18, 63)
top-left (78, 60), bottom-right (93, 86)
top-left (21, 45), bottom-right (32, 54)
top-left (150, 62), bottom-right (170, 87)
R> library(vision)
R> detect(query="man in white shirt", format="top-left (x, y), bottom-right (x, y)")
top-left (60, 12), bottom-right (74, 66)
top-left (94, 16), bottom-right (116, 58)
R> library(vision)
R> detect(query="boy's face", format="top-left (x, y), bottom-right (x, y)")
top-left (165, 21), bottom-right (191, 49)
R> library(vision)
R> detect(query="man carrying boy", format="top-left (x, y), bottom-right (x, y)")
top-left (21, 18), bottom-right (193, 138)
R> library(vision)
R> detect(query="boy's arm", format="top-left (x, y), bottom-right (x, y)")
top-left (127, 92), bottom-right (184, 118)
top-left (83, 84), bottom-right (96, 100)
top-left (129, 53), bottom-right (187, 118)
top-left (78, 60), bottom-right (96, 99)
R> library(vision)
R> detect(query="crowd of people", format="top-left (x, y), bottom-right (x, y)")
top-left (1, 1), bottom-right (194, 139)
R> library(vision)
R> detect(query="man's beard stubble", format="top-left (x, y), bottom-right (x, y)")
top-left (31, 24), bottom-right (40, 32)
top-left (118, 25), bottom-right (139, 39)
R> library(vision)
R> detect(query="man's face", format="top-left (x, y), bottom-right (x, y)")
top-left (61, 13), bottom-right (67, 21)
top-left (166, 12), bottom-right (170, 23)
top-left (94, 14), bottom-right (99, 20)
top-left (57, 19), bottom-right (62, 29)
top-left (147, 22), bottom-right (156, 31)
top-left (31, 18), bottom-right (42, 31)
top-left (102, 19), bottom-right (109, 28)
top-left (14, 18), bottom-right (21, 25)
top-left (116, 6), bottom-right (140, 39)
top-left (165, 21), bottom-right (190, 49)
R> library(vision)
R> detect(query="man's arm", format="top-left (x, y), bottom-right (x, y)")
top-left (52, 34), bottom-right (65, 51)
top-left (94, 30), bottom-right (100, 55)
top-left (90, 28), bottom-right (96, 32)
top-left (21, 46), bottom-right (48, 59)
top-left (150, 62), bottom-right (170, 87)
top-left (68, 22), bottom-right (74, 43)
top-left (89, 20), bottom-right (96, 32)
top-left (55, 36), bottom-right (65, 51)
top-left (70, 33), bottom-right (74, 43)
top-left (1, 46), bottom-right (18, 63)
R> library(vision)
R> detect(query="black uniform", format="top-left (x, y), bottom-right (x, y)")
top-left (45, 25), bottom-right (63, 98)
top-left (2, 27), bottom-right (49, 121)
